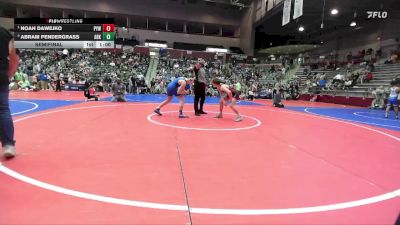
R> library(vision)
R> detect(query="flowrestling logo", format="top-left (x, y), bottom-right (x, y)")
top-left (366, 11), bottom-right (388, 19)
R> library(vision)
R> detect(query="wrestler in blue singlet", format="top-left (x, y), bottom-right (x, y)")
top-left (167, 77), bottom-right (191, 96)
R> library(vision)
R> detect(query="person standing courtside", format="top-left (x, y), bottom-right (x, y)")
top-left (193, 58), bottom-right (207, 116)
top-left (111, 79), bottom-right (127, 102)
top-left (0, 25), bottom-right (19, 158)
top-left (55, 73), bottom-right (62, 92)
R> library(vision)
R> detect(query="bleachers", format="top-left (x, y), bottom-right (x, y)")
top-left (350, 63), bottom-right (400, 90)
top-left (146, 57), bottom-right (160, 85)
top-left (15, 49), bottom-right (150, 90)
top-left (295, 68), bottom-right (346, 88)
top-left (294, 61), bottom-right (400, 98)
top-left (321, 63), bottom-right (400, 97)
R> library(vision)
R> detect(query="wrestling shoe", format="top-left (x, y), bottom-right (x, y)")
top-left (234, 116), bottom-right (243, 122)
top-left (154, 108), bottom-right (162, 116)
top-left (2, 145), bottom-right (16, 159)
top-left (179, 114), bottom-right (189, 118)
top-left (214, 113), bottom-right (223, 118)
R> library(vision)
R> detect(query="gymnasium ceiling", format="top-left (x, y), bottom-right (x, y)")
top-left (255, 0), bottom-right (400, 49)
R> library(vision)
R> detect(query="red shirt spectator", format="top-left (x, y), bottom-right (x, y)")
top-left (89, 87), bottom-right (96, 95)
top-left (365, 72), bottom-right (374, 82)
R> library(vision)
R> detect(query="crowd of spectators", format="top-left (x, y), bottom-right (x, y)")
top-left (300, 46), bottom-right (399, 94)
top-left (9, 49), bottom-right (302, 102)
top-left (297, 45), bottom-right (400, 108)
top-left (303, 68), bottom-right (376, 93)
top-left (9, 49), bottom-right (149, 93)
top-left (153, 56), bottom-right (290, 100)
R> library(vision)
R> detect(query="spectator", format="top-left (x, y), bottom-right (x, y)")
top-left (14, 68), bottom-right (24, 82)
top-left (391, 51), bottom-right (399, 63)
top-left (281, 67), bottom-right (286, 76)
top-left (248, 90), bottom-right (255, 101)
top-left (19, 77), bottom-right (34, 91)
top-left (235, 80), bottom-right (242, 96)
top-left (38, 70), bottom-right (48, 90)
top-left (0, 25), bottom-right (19, 158)
top-left (367, 61), bottom-right (375, 72)
top-left (350, 73), bottom-right (360, 87)
top-left (344, 78), bottom-right (353, 88)
top-left (272, 83), bottom-right (284, 108)
top-left (371, 86), bottom-right (385, 109)
top-left (150, 78), bottom-right (156, 94)
top-left (55, 73), bottom-right (62, 92)
top-left (363, 71), bottom-right (374, 83)
top-left (318, 78), bottom-right (327, 89)
top-left (85, 84), bottom-right (99, 101)
top-left (333, 73), bottom-right (344, 85)
top-left (112, 79), bottom-right (127, 102)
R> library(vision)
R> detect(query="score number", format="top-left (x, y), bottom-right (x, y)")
top-left (102, 32), bottom-right (115, 41)
top-left (102, 24), bottom-right (114, 32)
top-left (102, 24), bottom-right (115, 41)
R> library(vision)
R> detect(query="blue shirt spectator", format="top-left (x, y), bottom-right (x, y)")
top-left (318, 79), bottom-right (327, 88)
top-left (39, 71), bottom-right (48, 81)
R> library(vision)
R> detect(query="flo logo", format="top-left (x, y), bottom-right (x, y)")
top-left (366, 11), bottom-right (388, 19)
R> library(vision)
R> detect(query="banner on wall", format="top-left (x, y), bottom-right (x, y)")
top-left (293, 0), bottom-right (303, 19)
top-left (282, 0), bottom-right (292, 26)
top-left (267, 0), bottom-right (274, 11)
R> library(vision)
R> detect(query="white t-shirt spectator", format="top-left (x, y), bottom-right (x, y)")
top-left (334, 74), bottom-right (344, 81)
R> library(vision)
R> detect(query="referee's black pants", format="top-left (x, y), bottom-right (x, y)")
top-left (194, 82), bottom-right (206, 113)
top-left (55, 82), bottom-right (62, 92)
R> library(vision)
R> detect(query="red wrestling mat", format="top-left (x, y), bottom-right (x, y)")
top-left (0, 101), bottom-right (399, 224)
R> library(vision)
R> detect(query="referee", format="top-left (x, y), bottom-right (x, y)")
top-left (0, 25), bottom-right (19, 158)
top-left (193, 58), bottom-right (207, 116)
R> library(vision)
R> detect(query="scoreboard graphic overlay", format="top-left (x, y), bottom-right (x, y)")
top-left (14, 18), bottom-right (115, 49)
